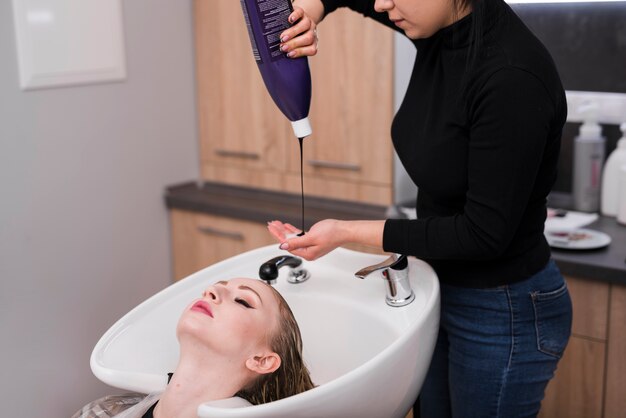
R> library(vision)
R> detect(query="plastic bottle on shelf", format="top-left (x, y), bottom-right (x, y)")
top-left (573, 102), bottom-right (606, 213)
top-left (601, 122), bottom-right (626, 216)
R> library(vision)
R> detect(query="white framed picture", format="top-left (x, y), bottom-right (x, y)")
top-left (11, 0), bottom-right (127, 90)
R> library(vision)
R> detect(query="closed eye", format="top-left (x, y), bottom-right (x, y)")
top-left (235, 298), bottom-right (253, 309)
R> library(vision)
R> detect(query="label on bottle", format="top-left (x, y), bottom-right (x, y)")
top-left (573, 140), bottom-right (604, 212)
top-left (240, 1), bottom-right (262, 62)
top-left (254, 0), bottom-right (293, 61)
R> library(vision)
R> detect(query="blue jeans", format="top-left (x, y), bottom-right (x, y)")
top-left (419, 260), bottom-right (572, 418)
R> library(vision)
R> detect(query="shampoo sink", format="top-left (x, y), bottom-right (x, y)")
top-left (91, 245), bottom-right (440, 418)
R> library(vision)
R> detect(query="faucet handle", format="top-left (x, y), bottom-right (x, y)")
top-left (355, 254), bottom-right (414, 307)
top-left (259, 255), bottom-right (310, 285)
top-left (355, 254), bottom-right (407, 279)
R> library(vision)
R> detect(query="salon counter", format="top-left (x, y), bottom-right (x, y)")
top-left (164, 181), bottom-right (389, 279)
top-left (550, 216), bottom-right (626, 285)
top-left (165, 181), bottom-right (626, 286)
top-left (165, 181), bottom-right (388, 229)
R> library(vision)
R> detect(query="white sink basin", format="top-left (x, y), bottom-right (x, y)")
top-left (91, 245), bottom-right (440, 418)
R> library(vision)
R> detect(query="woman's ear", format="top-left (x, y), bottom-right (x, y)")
top-left (245, 352), bottom-right (281, 375)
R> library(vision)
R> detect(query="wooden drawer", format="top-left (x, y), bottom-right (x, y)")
top-left (605, 284), bottom-right (626, 418)
top-left (565, 276), bottom-right (610, 340)
top-left (169, 209), bottom-right (275, 281)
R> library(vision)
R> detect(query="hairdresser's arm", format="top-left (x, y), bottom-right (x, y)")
top-left (268, 219), bottom-right (385, 261)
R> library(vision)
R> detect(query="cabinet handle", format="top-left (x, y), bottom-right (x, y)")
top-left (215, 149), bottom-right (260, 160)
top-left (197, 226), bottom-right (244, 241)
top-left (307, 159), bottom-right (361, 171)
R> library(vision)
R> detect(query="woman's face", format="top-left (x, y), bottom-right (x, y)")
top-left (177, 278), bottom-right (280, 361)
top-left (374, 0), bottom-right (467, 39)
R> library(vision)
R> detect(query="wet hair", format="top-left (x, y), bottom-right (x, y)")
top-left (235, 285), bottom-right (315, 405)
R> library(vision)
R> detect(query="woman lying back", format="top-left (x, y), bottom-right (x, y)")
top-left (73, 278), bottom-right (315, 418)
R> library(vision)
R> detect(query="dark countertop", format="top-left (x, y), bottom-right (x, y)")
top-left (165, 181), bottom-right (388, 230)
top-left (165, 181), bottom-right (626, 286)
top-left (549, 216), bottom-right (626, 285)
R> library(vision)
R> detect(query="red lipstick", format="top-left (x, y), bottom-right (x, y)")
top-left (191, 301), bottom-right (213, 318)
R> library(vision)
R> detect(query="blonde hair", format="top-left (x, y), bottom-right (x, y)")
top-left (236, 286), bottom-right (315, 404)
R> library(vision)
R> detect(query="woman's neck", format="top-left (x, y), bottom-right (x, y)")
top-left (154, 351), bottom-right (249, 418)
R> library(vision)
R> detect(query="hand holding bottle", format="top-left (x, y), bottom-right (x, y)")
top-left (280, 0), bottom-right (324, 58)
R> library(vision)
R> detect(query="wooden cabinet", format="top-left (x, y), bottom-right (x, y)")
top-left (194, 0), bottom-right (394, 205)
top-left (540, 335), bottom-right (606, 418)
top-left (539, 277), bottom-right (626, 418)
top-left (285, 9), bottom-right (394, 204)
top-left (194, 0), bottom-right (291, 189)
top-left (169, 206), bottom-right (386, 281)
top-left (169, 209), bottom-right (275, 281)
top-left (605, 284), bottom-right (626, 418)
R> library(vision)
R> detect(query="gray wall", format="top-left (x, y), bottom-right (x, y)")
top-left (0, 1), bottom-right (198, 416)
top-left (512, 2), bottom-right (626, 94)
top-left (393, 33), bottom-right (418, 205)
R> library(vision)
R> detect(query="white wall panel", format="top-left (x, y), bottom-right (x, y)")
top-left (12, 0), bottom-right (126, 90)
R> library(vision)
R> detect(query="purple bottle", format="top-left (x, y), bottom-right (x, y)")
top-left (240, 0), bottom-right (312, 138)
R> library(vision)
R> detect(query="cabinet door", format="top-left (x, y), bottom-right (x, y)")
top-left (538, 276), bottom-right (609, 418)
top-left (539, 336), bottom-right (606, 418)
top-left (287, 9), bottom-right (394, 203)
top-left (194, 0), bottom-right (290, 180)
top-left (605, 284), bottom-right (626, 418)
top-left (169, 209), bottom-right (275, 281)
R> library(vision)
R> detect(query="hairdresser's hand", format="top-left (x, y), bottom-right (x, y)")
top-left (267, 219), bottom-right (385, 261)
top-left (267, 219), bottom-right (346, 261)
top-left (280, 5), bottom-right (320, 58)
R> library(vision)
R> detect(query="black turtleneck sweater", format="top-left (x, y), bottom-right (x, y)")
top-left (319, 0), bottom-right (567, 287)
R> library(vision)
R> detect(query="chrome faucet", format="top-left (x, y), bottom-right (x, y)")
top-left (355, 254), bottom-right (415, 307)
top-left (259, 255), bottom-right (310, 285)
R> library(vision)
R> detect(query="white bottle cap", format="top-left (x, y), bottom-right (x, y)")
top-left (577, 101), bottom-right (603, 140)
top-left (579, 121), bottom-right (602, 140)
top-left (291, 117), bottom-right (312, 139)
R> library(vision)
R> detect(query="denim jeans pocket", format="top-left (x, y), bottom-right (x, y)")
top-left (531, 283), bottom-right (572, 358)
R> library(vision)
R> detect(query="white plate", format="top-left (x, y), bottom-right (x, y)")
top-left (545, 228), bottom-right (612, 250)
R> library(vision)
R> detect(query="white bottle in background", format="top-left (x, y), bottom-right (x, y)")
top-left (601, 123), bottom-right (626, 216)
top-left (573, 102), bottom-right (606, 213)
